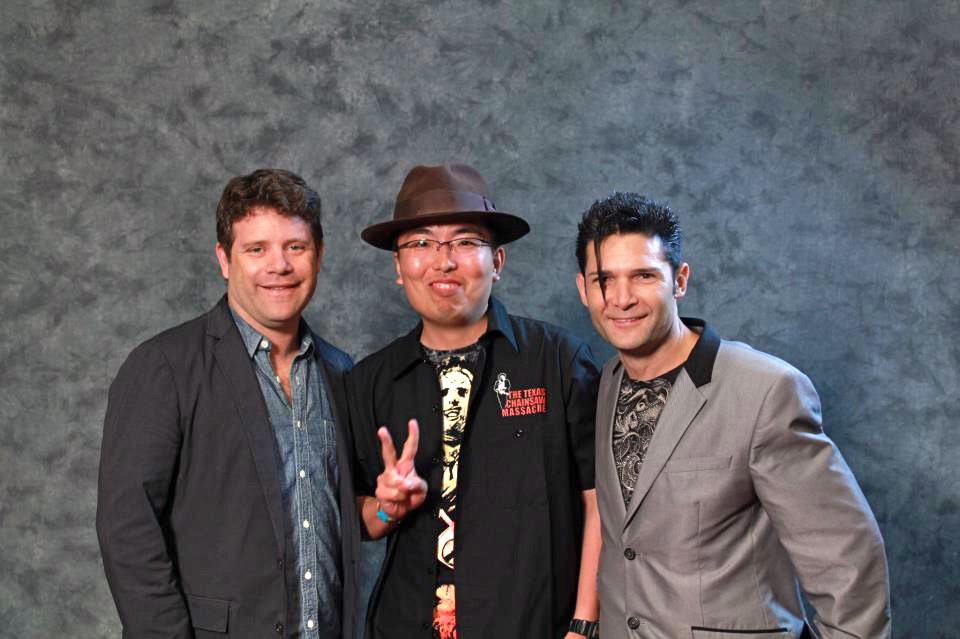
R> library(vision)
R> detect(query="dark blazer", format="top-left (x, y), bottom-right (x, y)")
top-left (96, 296), bottom-right (360, 639)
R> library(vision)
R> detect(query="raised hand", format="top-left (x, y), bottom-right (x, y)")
top-left (375, 418), bottom-right (428, 522)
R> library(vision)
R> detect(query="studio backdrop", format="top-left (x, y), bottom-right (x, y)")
top-left (1, 1), bottom-right (957, 637)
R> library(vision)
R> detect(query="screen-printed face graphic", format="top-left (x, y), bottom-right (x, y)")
top-left (440, 367), bottom-right (472, 426)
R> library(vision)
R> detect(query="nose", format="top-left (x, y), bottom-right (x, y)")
top-left (431, 242), bottom-right (457, 271)
top-left (267, 247), bottom-right (293, 273)
top-left (606, 279), bottom-right (636, 309)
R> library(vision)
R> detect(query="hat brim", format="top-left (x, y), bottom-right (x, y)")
top-left (360, 210), bottom-right (530, 250)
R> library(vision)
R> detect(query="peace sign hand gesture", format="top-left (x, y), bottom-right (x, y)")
top-left (374, 419), bottom-right (428, 523)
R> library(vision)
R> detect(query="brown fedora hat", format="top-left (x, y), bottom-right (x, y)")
top-left (361, 163), bottom-right (530, 250)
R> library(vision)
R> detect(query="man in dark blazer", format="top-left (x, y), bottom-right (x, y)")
top-left (97, 169), bottom-right (359, 638)
top-left (574, 193), bottom-right (891, 639)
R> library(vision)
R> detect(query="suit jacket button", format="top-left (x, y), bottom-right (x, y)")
top-left (627, 616), bottom-right (641, 629)
top-left (624, 547), bottom-right (636, 560)
top-left (275, 622), bottom-right (284, 634)
top-left (514, 428), bottom-right (524, 438)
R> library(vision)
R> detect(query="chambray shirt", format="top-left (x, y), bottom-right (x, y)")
top-left (232, 311), bottom-right (342, 639)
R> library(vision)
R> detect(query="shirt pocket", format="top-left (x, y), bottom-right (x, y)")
top-left (479, 419), bottom-right (548, 509)
top-left (691, 628), bottom-right (789, 638)
top-left (664, 455), bottom-right (732, 473)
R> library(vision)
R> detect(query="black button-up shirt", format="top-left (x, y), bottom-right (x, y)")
top-left (348, 297), bottom-right (600, 639)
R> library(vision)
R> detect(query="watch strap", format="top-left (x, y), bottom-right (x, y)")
top-left (569, 618), bottom-right (599, 639)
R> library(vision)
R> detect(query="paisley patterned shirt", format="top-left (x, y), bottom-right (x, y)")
top-left (612, 366), bottom-right (681, 507)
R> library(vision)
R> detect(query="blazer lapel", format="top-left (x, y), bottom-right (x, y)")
top-left (316, 353), bottom-right (355, 486)
top-left (208, 300), bottom-right (286, 554)
top-left (623, 370), bottom-right (706, 531)
top-left (597, 361), bottom-right (626, 521)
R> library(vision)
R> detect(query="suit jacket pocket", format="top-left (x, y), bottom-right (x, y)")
top-left (664, 455), bottom-right (732, 473)
top-left (185, 593), bottom-right (230, 632)
top-left (691, 628), bottom-right (788, 638)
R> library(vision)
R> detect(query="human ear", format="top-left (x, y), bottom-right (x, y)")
top-left (215, 243), bottom-right (230, 280)
top-left (674, 262), bottom-right (690, 298)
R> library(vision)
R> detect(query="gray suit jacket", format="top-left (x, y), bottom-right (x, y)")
top-left (595, 320), bottom-right (890, 639)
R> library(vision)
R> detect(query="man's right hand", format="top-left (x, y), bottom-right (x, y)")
top-left (374, 419), bottom-right (428, 522)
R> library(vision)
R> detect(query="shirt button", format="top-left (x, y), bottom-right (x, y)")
top-left (302, 519), bottom-right (310, 529)
top-left (275, 622), bottom-right (284, 634)
top-left (304, 570), bottom-right (312, 580)
top-left (627, 616), bottom-right (641, 629)
top-left (277, 559), bottom-right (284, 569)
top-left (299, 469), bottom-right (306, 479)
top-left (260, 339), bottom-right (269, 349)
top-left (624, 547), bottom-right (636, 560)
top-left (306, 619), bottom-right (315, 629)
top-left (296, 376), bottom-right (301, 385)
top-left (296, 420), bottom-right (303, 428)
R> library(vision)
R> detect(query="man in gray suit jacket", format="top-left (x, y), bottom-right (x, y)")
top-left (573, 193), bottom-right (890, 639)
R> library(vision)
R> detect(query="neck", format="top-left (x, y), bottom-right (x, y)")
top-left (229, 302), bottom-right (301, 357)
top-left (420, 315), bottom-right (489, 351)
top-left (619, 317), bottom-right (698, 381)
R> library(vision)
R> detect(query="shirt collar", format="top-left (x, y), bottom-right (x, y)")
top-left (610, 317), bottom-right (720, 388)
top-left (678, 317), bottom-right (720, 387)
top-left (229, 307), bottom-right (314, 359)
top-left (391, 296), bottom-right (517, 378)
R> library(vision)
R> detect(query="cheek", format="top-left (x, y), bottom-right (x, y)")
top-left (397, 260), bottom-right (426, 282)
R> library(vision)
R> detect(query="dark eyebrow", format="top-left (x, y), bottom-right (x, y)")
top-left (594, 267), bottom-right (660, 278)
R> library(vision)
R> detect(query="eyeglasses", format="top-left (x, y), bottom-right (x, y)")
top-left (395, 237), bottom-right (491, 256)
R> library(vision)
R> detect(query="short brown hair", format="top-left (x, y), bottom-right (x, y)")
top-left (216, 169), bottom-right (323, 254)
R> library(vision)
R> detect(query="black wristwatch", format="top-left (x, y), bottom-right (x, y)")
top-left (569, 618), bottom-right (599, 638)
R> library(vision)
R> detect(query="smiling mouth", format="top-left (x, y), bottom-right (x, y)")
top-left (260, 284), bottom-right (299, 294)
top-left (429, 281), bottom-right (462, 295)
top-left (607, 316), bottom-right (644, 327)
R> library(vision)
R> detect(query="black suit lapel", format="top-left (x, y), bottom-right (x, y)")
top-left (317, 353), bottom-right (355, 493)
top-left (207, 298), bottom-right (287, 555)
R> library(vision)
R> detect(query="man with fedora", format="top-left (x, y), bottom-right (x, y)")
top-left (347, 164), bottom-right (602, 639)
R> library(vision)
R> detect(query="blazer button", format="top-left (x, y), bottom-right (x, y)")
top-left (624, 547), bottom-right (636, 560)
top-left (627, 616), bottom-right (641, 629)
top-left (275, 622), bottom-right (284, 634)
top-left (514, 428), bottom-right (524, 438)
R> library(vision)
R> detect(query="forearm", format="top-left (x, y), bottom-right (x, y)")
top-left (571, 489), bottom-right (600, 624)
top-left (357, 495), bottom-right (399, 540)
top-left (751, 370), bottom-right (891, 637)
top-left (98, 345), bottom-right (193, 636)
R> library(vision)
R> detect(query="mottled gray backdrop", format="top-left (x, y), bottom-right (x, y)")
top-left (1, 0), bottom-right (958, 637)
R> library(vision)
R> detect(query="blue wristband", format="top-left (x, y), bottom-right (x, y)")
top-left (376, 507), bottom-right (396, 524)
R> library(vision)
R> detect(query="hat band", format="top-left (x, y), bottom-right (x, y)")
top-left (394, 188), bottom-right (496, 220)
